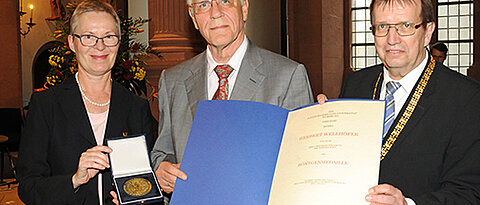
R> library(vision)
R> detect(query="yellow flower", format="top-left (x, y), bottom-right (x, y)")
top-left (129, 66), bottom-right (137, 73)
top-left (49, 60), bottom-right (57, 67)
top-left (46, 77), bottom-right (52, 85)
top-left (49, 55), bottom-right (58, 67)
top-left (70, 66), bottom-right (78, 74)
top-left (134, 68), bottom-right (146, 81)
top-left (47, 76), bottom-right (59, 85)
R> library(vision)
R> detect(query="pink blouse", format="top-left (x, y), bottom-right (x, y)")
top-left (87, 110), bottom-right (109, 205)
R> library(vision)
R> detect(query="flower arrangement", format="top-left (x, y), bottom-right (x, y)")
top-left (44, 2), bottom-right (160, 97)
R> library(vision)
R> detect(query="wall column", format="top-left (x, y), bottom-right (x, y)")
top-left (147, 0), bottom-right (203, 81)
top-left (146, 0), bottom-right (204, 119)
top-left (288, 0), bottom-right (345, 98)
top-left (0, 0), bottom-right (23, 108)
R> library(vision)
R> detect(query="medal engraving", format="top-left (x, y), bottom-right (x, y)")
top-left (123, 178), bottom-right (152, 197)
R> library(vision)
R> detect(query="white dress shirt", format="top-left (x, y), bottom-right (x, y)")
top-left (380, 52), bottom-right (429, 117)
top-left (206, 35), bottom-right (248, 100)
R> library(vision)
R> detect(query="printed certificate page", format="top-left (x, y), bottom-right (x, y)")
top-left (268, 100), bottom-right (384, 205)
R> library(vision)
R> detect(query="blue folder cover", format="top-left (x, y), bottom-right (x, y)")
top-left (170, 100), bottom-right (290, 205)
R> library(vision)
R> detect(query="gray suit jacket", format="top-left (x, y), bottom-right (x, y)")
top-left (151, 41), bottom-right (313, 168)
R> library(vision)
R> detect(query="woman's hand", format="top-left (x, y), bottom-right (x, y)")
top-left (72, 145), bottom-right (112, 189)
top-left (110, 191), bottom-right (119, 205)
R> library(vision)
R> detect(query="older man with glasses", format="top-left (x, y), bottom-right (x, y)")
top-left (150, 0), bottom-right (313, 202)
top-left (317, 0), bottom-right (480, 204)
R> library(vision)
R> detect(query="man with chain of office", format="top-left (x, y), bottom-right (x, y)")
top-left (318, 0), bottom-right (480, 204)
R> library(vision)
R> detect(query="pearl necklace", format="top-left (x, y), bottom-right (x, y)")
top-left (75, 72), bottom-right (111, 107)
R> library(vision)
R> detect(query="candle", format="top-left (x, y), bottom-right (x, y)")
top-left (29, 4), bottom-right (34, 23)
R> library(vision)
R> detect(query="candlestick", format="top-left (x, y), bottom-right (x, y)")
top-left (20, 3), bottom-right (36, 37)
top-left (29, 4), bottom-right (34, 23)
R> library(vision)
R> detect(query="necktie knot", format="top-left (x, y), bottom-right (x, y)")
top-left (212, 64), bottom-right (233, 100)
top-left (386, 81), bottom-right (401, 95)
top-left (214, 64), bottom-right (233, 79)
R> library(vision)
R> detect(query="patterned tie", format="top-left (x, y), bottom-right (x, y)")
top-left (212, 64), bottom-right (233, 100)
top-left (383, 81), bottom-right (402, 139)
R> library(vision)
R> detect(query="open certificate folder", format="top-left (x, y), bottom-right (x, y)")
top-left (170, 100), bottom-right (385, 205)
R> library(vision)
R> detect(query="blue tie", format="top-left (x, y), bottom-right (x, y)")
top-left (383, 81), bottom-right (402, 139)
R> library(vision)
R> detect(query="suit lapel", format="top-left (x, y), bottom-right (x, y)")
top-left (185, 52), bottom-right (208, 117)
top-left (104, 82), bottom-right (130, 142)
top-left (57, 77), bottom-right (97, 146)
top-left (383, 62), bottom-right (436, 160)
top-left (230, 42), bottom-right (265, 100)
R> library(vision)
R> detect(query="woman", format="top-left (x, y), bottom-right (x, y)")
top-left (17, 0), bottom-right (154, 204)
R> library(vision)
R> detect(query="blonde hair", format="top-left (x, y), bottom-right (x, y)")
top-left (70, 0), bottom-right (121, 35)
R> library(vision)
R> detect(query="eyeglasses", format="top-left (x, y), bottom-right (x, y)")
top-left (190, 0), bottom-right (234, 14)
top-left (371, 22), bottom-right (423, 37)
top-left (73, 34), bottom-right (120, 47)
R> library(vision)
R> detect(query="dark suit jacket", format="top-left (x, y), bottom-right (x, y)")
top-left (17, 77), bottom-right (154, 205)
top-left (340, 60), bottom-right (480, 204)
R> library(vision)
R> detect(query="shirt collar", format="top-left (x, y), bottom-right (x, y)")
top-left (382, 50), bottom-right (429, 94)
top-left (206, 35), bottom-right (249, 74)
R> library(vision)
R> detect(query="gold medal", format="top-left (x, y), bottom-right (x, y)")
top-left (123, 178), bottom-right (152, 197)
